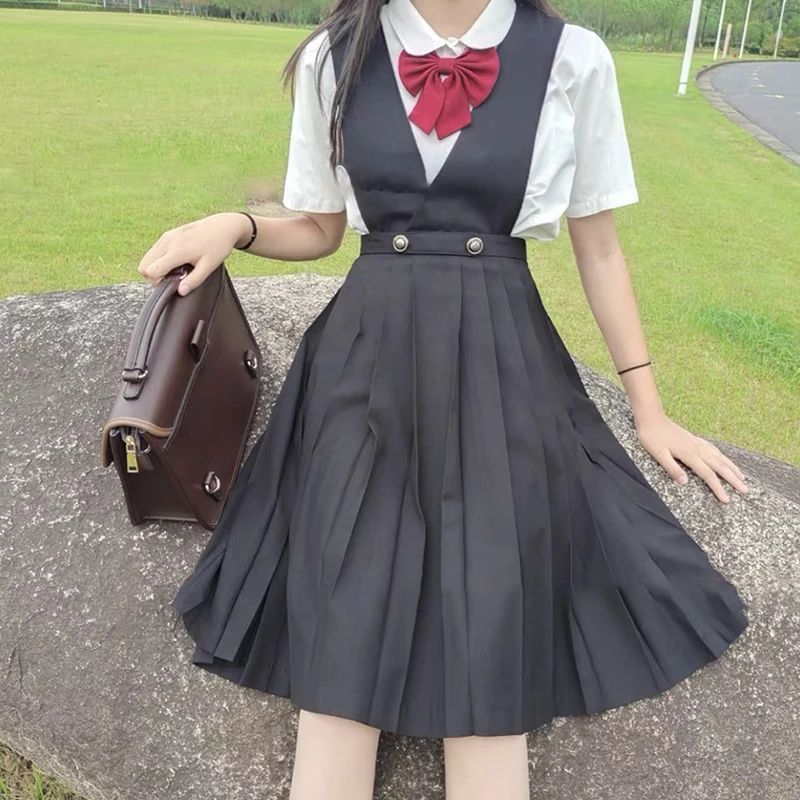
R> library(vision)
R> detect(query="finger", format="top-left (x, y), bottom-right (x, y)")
top-left (654, 450), bottom-right (690, 486)
top-left (681, 455), bottom-right (730, 504)
top-left (141, 251), bottom-right (188, 283)
top-left (703, 451), bottom-right (749, 494)
top-left (138, 238), bottom-right (169, 275)
top-left (138, 250), bottom-right (166, 278)
top-left (699, 440), bottom-right (746, 481)
top-left (176, 254), bottom-right (219, 296)
top-left (697, 441), bottom-right (748, 489)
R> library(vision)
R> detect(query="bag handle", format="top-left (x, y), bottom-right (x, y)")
top-left (122, 266), bottom-right (189, 400)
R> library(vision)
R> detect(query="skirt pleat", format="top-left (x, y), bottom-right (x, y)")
top-left (170, 253), bottom-right (748, 739)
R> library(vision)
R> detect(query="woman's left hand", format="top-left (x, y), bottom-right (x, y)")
top-left (635, 412), bottom-right (749, 504)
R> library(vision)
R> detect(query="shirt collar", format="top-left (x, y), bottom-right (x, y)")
top-left (384, 0), bottom-right (517, 56)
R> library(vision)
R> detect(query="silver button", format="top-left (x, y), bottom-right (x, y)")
top-left (466, 237), bottom-right (484, 255)
top-left (392, 234), bottom-right (409, 253)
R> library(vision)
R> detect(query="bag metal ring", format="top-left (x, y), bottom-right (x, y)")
top-left (244, 350), bottom-right (259, 376)
top-left (134, 429), bottom-right (152, 455)
top-left (203, 471), bottom-right (222, 500)
top-left (122, 367), bottom-right (148, 382)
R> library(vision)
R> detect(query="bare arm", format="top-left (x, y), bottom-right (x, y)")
top-left (567, 210), bottom-right (663, 424)
top-left (229, 210), bottom-right (348, 262)
top-left (137, 209), bottom-right (348, 295)
top-left (567, 210), bottom-right (748, 503)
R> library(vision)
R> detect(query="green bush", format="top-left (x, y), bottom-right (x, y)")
top-left (763, 32), bottom-right (800, 58)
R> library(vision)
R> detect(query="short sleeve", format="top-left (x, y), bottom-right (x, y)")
top-left (282, 32), bottom-right (347, 214)
top-left (564, 32), bottom-right (639, 218)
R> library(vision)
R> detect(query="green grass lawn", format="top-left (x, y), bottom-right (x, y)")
top-left (2, 10), bottom-right (799, 468)
top-left (1, 10), bottom-right (799, 476)
top-left (0, 13), bottom-right (799, 454)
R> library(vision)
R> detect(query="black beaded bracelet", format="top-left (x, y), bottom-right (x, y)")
top-left (617, 360), bottom-right (652, 375)
top-left (235, 211), bottom-right (258, 251)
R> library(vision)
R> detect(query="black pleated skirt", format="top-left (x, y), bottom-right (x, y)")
top-left (171, 234), bottom-right (749, 739)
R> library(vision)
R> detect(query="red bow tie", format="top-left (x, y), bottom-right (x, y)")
top-left (398, 47), bottom-right (500, 139)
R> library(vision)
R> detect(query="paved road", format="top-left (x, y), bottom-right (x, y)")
top-left (711, 61), bottom-right (800, 155)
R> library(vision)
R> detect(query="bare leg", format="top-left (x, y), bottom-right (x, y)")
top-left (443, 733), bottom-right (530, 800)
top-left (289, 709), bottom-right (381, 800)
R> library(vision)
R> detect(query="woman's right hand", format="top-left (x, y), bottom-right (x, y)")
top-left (137, 212), bottom-right (250, 296)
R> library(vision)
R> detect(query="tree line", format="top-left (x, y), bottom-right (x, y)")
top-left (559, 0), bottom-right (799, 54)
top-left (199, 0), bottom-right (799, 55)
top-left (34, 0), bottom-right (798, 56)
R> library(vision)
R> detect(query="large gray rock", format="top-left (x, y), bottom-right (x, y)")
top-left (0, 276), bottom-right (798, 800)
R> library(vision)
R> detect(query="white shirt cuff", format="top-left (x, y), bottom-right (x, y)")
top-left (282, 191), bottom-right (347, 214)
top-left (565, 187), bottom-right (639, 218)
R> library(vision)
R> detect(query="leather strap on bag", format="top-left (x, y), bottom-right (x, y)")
top-left (121, 267), bottom-right (189, 400)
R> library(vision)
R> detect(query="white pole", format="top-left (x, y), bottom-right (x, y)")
top-left (774, 0), bottom-right (789, 58)
top-left (739, 0), bottom-right (754, 59)
top-left (713, 0), bottom-right (728, 61)
top-left (678, 0), bottom-right (704, 96)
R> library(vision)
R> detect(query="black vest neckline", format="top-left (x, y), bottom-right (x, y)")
top-left (371, 3), bottom-right (521, 198)
top-left (332, 6), bottom-right (565, 235)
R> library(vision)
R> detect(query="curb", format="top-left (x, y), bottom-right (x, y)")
top-left (694, 59), bottom-right (800, 167)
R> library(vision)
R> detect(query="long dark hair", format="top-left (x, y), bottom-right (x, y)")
top-left (283, 0), bottom-right (561, 167)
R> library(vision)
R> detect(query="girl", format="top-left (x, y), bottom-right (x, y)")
top-left (139, 0), bottom-right (750, 797)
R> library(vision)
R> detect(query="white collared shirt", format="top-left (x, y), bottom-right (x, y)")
top-left (282, 0), bottom-right (639, 240)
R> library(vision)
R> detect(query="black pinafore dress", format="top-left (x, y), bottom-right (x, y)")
top-left (170, 6), bottom-right (749, 739)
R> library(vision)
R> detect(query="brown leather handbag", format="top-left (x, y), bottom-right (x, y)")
top-left (100, 263), bottom-right (262, 530)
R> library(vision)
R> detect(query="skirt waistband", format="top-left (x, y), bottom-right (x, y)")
top-left (360, 232), bottom-right (527, 260)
